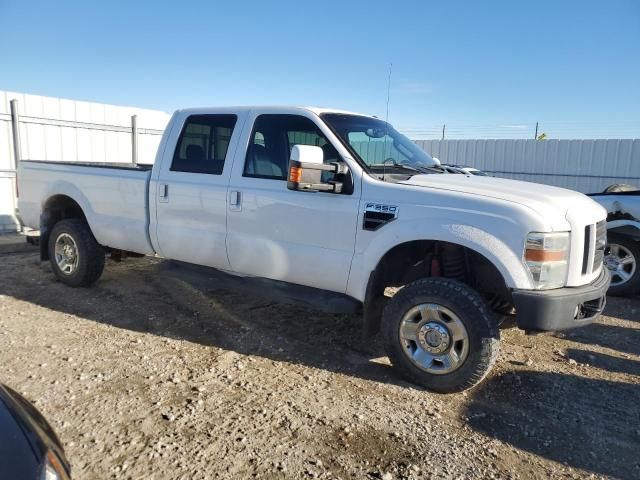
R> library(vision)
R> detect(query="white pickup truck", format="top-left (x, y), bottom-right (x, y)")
top-left (17, 106), bottom-right (610, 392)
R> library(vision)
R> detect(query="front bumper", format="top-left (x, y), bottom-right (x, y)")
top-left (512, 269), bottom-right (611, 332)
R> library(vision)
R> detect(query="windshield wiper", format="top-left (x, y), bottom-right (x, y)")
top-left (423, 165), bottom-right (446, 173)
top-left (369, 163), bottom-right (444, 176)
top-left (369, 163), bottom-right (422, 173)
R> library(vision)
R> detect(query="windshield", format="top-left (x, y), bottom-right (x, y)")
top-left (321, 113), bottom-right (439, 178)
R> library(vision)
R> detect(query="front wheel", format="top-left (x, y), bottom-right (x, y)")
top-left (48, 219), bottom-right (105, 287)
top-left (605, 233), bottom-right (640, 297)
top-left (382, 278), bottom-right (500, 393)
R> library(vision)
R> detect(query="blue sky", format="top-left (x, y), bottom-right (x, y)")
top-left (1, 0), bottom-right (639, 138)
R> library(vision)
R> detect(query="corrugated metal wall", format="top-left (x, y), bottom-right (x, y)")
top-left (415, 139), bottom-right (640, 193)
top-left (0, 91), bottom-right (170, 231)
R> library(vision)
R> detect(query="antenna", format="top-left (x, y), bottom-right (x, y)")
top-left (382, 62), bottom-right (393, 181)
top-left (385, 62), bottom-right (393, 123)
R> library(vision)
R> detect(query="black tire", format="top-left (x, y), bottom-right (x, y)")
top-left (382, 277), bottom-right (500, 393)
top-left (605, 233), bottom-right (640, 297)
top-left (48, 219), bottom-right (105, 287)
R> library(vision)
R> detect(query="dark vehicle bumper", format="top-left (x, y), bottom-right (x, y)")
top-left (512, 269), bottom-right (611, 332)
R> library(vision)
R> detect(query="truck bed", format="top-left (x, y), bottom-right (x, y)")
top-left (21, 160), bottom-right (154, 171)
top-left (18, 160), bottom-right (155, 255)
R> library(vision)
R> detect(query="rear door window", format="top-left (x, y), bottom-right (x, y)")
top-left (171, 115), bottom-right (237, 174)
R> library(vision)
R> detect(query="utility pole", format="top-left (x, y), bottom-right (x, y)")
top-left (442, 124), bottom-right (446, 140)
top-left (534, 122), bottom-right (539, 140)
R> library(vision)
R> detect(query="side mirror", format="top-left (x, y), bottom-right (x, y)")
top-left (287, 145), bottom-right (348, 193)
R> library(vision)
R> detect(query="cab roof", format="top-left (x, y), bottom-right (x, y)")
top-left (175, 105), bottom-right (374, 118)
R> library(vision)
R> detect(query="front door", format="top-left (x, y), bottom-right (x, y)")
top-left (153, 112), bottom-right (243, 269)
top-left (226, 113), bottom-right (360, 293)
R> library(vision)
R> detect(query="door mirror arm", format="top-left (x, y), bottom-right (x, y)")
top-left (286, 145), bottom-right (349, 193)
top-left (288, 160), bottom-right (347, 193)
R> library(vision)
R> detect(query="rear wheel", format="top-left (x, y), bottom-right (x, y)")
top-left (48, 219), bottom-right (105, 287)
top-left (382, 278), bottom-right (500, 393)
top-left (605, 233), bottom-right (640, 297)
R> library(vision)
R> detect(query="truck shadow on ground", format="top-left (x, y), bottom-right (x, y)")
top-left (566, 348), bottom-right (640, 376)
top-left (464, 371), bottom-right (640, 479)
top-left (600, 296), bottom-right (640, 322)
top-left (555, 323), bottom-right (640, 357)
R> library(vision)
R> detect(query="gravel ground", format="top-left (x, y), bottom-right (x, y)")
top-left (0, 249), bottom-right (639, 480)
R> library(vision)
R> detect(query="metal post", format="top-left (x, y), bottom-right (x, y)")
top-left (534, 121), bottom-right (539, 140)
top-left (9, 99), bottom-right (23, 231)
top-left (10, 99), bottom-right (21, 167)
top-left (131, 115), bottom-right (138, 165)
top-left (442, 124), bottom-right (446, 140)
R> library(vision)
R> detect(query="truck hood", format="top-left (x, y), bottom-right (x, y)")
top-left (400, 174), bottom-right (600, 229)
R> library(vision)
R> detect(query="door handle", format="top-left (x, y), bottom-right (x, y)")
top-left (229, 190), bottom-right (242, 211)
top-left (159, 183), bottom-right (169, 203)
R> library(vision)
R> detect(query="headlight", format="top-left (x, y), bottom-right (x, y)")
top-left (524, 232), bottom-right (570, 290)
top-left (41, 451), bottom-right (70, 480)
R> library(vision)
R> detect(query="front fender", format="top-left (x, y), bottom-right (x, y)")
top-left (346, 219), bottom-right (532, 302)
top-left (607, 219), bottom-right (640, 240)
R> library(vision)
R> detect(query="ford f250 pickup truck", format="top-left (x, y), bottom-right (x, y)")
top-left (17, 106), bottom-right (610, 392)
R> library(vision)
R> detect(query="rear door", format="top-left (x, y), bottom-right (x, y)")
top-left (152, 111), bottom-right (246, 268)
top-left (226, 112), bottom-right (361, 293)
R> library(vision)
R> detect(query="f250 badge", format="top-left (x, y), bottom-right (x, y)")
top-left (363, 203), bottom-right (399, 231)
top-left (365, 203), bottom-right (398, 216)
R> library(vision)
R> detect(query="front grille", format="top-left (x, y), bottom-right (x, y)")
top-left (593, 220), bottom-right (606, 273)
top-left (581, 220), bottom-right (607, 275)
top-left (581, 225), bottom-right (591, 275)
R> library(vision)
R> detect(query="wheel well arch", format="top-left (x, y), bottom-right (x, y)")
top-left (362, 240), bottom-right (512, 336)
top-left (607, 221), bottom-right (640, 241)
top-left (40, 194), bottom-right (88, 260)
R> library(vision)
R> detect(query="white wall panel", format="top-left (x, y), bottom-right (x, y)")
top-left (0, 90), bottom-right (170, 230)
top-left (0, 178), bottom-right (18, 232)
top-left (0, 120), bottom-right (13, 170)
top-left (138, 133), bottom-right (163, 165)
top-left (76, 128), bottom-right (92, 162)
top-left (60, 127), bottom-right (77, 161)
top-left (59, 98), bottom-right (76, 121)
top-left (26, 123), bottom-right (46, 159)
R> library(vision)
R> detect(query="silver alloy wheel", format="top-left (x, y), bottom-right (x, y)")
top-left (604, 243), bottom-right (637, 286)
top-left (54, 233), bottom-right (79, 275)
top-left (399, 303), bottom-right (469, 375)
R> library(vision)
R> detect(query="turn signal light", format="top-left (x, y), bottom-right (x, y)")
top-left (524, 249), bottom-right (567, 262)
top-left (289, 166), bottom-right (303, 183)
